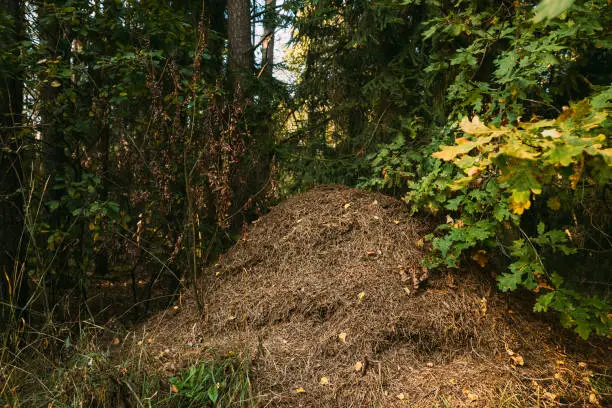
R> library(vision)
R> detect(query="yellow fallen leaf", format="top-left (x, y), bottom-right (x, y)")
top-left (354, 361), bottom-right (363, 371)
top-left (462, 388), bottom-right (479, 401)
top-left (137, 340), bottom-right (143, 346)
top-left (393, 220), bottom-right (400, 224)
top-left (589, 393), bottom-right (598, 404)
top-left (449, 378), bottom-right (456, 385)
top-left (511, 354), bottom-right (524, 366)
top-left (146, 338), bottom-right (153, 344)
top-left (543, 392), bottom-right (557, 401)
top-left (173, 305), bottom-right (179, 310)
top-left (295, 387), bottom-right (305, 393)
top-left (578, 362), bottom-right (587, 368)
top-left (396, 393), bottom-right (405, 400)
top-left (357, 291), bottom-right (365, 300)
top-left (344, 203), bottom-right (351, 209)
top-left (479, 297), bottom-right (487, 316)
top-left (426, 362), bottom-right (434, 367)
top-left (403, 287), bottom-right (411, 295)
top-left (472, 250), bottom-right (488, 268)
top-left (338, 332), bottom-right (347, 343)
top-left (319, 376), bottom-right (329, 385)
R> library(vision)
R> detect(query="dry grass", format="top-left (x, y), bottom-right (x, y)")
top-left (133, 185), bottom-right (610, 407)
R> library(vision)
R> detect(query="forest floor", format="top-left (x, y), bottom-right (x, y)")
top-left (3, 185), bottom-right (610, 407)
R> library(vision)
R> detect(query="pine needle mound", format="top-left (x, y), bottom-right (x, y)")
top-left (139, 185), bottom-right (606, 407)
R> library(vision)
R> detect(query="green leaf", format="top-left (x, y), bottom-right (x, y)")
top-left (534, 292), bottom-right (555, 312)
top-left (207, 384), bottom-right (219, 403)
top-left (543, 144), bottom-right (584, 166)
top-left (47, 200), bottom-right (60, 211)
top-left (497, 271), bottom-right (524, 292)
top-left (533, 0), bottom-right (574, 23)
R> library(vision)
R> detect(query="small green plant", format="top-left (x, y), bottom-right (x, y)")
top-left (169, 354), bottom-right (253, 407)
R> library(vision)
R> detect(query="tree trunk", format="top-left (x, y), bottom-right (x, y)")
top-left (0, 0), bottom-right (27, 320)
top-left (227, 0), bottom-right (251, 92)
top-left (261, 0), bottom-right (276, 78)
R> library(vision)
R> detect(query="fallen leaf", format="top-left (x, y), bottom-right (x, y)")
top-left (396, 393), bottom-right (405, 400)
top-left (338, 332), bottom-right (347, 343)
top-left (112, 338), bottom-right (120, 345)
top-left (479, 297), bottom-right (487, 316)
top-left (393, 220), bottom-right (400, 224)
top-left (367, 249), bottom-right (376, 256)
top-left (173, 305), bottom-right (179, 310)
top-left (170, 384), bottom-right (178, 393)
top-left (543, 392), bottom-right (557, 402)
top-left (472, 250), bottom-right (488, 268)
top-left (344, 203), bottom-right (351, 209)
top-left (319, 376), bottom-right (329, 385)
top-left (354, 361), bottom-right (363, 371)
top-left (146, 338), bottom-right (153, 344)
top-left (295, 387), bottom-right (305, 393)
top-left (426, 362), bottom-right (434, 367)
top-left (50, 80), bottom-right (62, 88)
top-left (462, 388), bottom-right (479, 402)
top-left (449, 378), bottom-right (456, 385)
top-left (511, 354), bottom-right (525, 366)
top-left (357, 291), bottom-right (365, 300)
top-left (578, 362), bottom-right (587, 368)
top-left (589, 393), bottom-right (598, 404)
top-left (403, 287), bottom-right (411, 295)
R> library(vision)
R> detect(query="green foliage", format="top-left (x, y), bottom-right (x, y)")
top-left (292, 0), bottom-right (611, 339)
top-left (169, 355), bottom-right (253, 407)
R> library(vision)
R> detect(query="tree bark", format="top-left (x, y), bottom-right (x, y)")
top-left (227, 0), bottom-right (251, 92)
top-left (262, 0), bottom-right (276, 78)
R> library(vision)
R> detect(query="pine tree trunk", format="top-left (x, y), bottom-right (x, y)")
top-left (262, 0), bottom-right (276, 78)
top-left (227, 0), bottom-right (251, 92)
